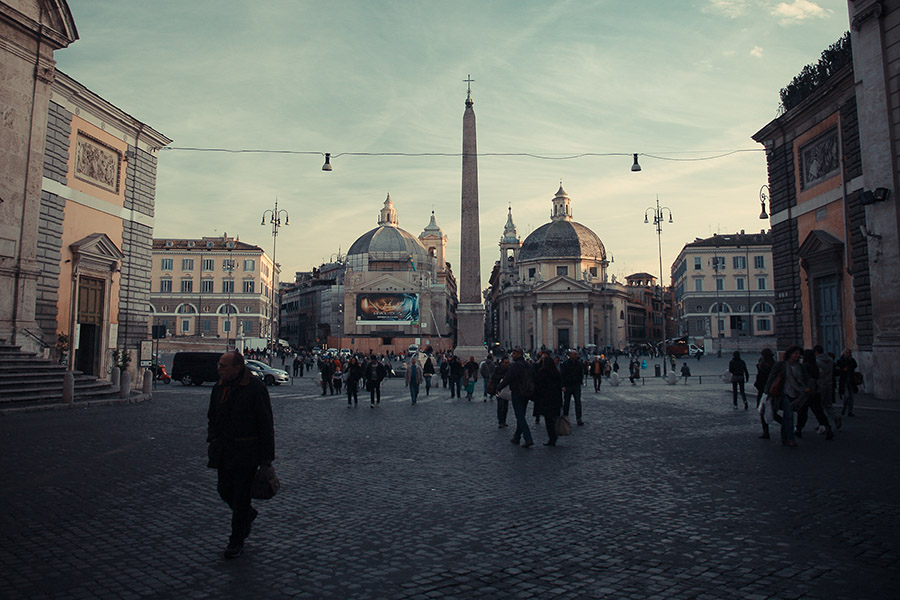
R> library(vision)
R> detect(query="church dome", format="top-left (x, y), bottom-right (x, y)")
top-left (518, 186), bottom-right (606, 262)
top-left (347, 194), bottom-right (431, 266)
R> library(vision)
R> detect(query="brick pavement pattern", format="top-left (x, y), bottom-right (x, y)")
top-left (1, 371), bottom-right (898, 599)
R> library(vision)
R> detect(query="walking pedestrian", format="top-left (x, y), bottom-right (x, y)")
top-left (533, 352), bottom-right (563, 446)
top-left (497, 347), bottom-right (534, 448)
top-left (439, 356), bottom-right (449, 388)
top-left (292, 356), bottom-right (300, 378)
top-left (364, 355), bottom-right (385, 407)
top-left (423, 354), bottom-right (435, 396)
top-left (463, 356), bottom-right (478, 401)
top-left (479, 355), bottom-right (495, 401)
top-left (835, 348), bottom-right (858, 417)
top-left (590, 355), bottom-right (604, 392)
top-left (449, 355), bottom-right (463, 398)
top-left (765, 345), bottom-right (804, 447)
top-left (680, 362), bottom-right (691, 384)
top-left (754, 348), bottom-right (777, 439)
top-left (795, 349), bottom-right (833, 440)
top-left (344, 356), bottom-right (362, 407)
top-left (815, 345), bottom-right (839, 430)
top-left (406, 356), bottom-right (424, 404)
top-left (207, 351), bottom-right (275, 559)
top-left (560, 349), bottom-right (584, 426)
top-left (489, 356), bottom-right (511, 427)
top-left (729, 351), bottom-right (750, 409)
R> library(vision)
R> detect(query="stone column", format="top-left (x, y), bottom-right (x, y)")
top-left (547, 304), bottom-right (554, 350)
top-left (535, 304), bottom-right (542, 350)
top-left (454, 89), bottom-right (486, 357)
top-left (584, 304), bottom-right (590, 348)
top-left (572, 303), bottom-right (579, 348)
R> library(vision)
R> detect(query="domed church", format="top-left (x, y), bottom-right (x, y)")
top-left (339, 194), bottom-right (458, 353)
top-left (485, 185), bottom-right (630, 353)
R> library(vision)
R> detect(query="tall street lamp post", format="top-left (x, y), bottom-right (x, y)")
top-left (644, 196), bottom-right (673, 375)
top-left (261, 199), bottom-right (289, 357)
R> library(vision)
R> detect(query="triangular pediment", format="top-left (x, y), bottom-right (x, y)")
top-left (533, 275), bottom-right (592, 293)
top-left (70, 233), bottom-right (124, 261)
top-left (356, 273), bottom-right (415, 292)
top-left (798, 230), bottom-right (843, 259)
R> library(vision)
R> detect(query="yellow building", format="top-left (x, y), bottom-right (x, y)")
top-left (149, 235), bottom-right (277, 345)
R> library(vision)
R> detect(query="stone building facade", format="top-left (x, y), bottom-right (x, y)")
top-left (1, 2), bottom-right (170, 379)
top-left (149, 235), bottom-right (277, 346)
top-left (671, 232), bottom-right (776, 356)
top-left (40, 72), bottom-right (170, 376)
top-left (752, 3), bottom-right (900, 399)
top-left (1, 1), bottom-right (78, 353)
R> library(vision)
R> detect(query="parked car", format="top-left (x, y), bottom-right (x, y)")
top-left (171, 352), bottom-right (220, 386)
top-left (245, 359), bottom-right (290, 386)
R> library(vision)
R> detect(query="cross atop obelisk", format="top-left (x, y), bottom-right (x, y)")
top-left (455, 76), bottom-right (486, 358)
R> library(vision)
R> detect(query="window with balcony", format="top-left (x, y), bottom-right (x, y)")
top-left (201, 279), bottom-right (214, 293)
top-left (736, 277), bottom-right (745, 291)
top-left (243, 280), bottom-right (255, 294)
top-left (160, 279), bottom-right (172, 293)
top-left (181, 279), bottom-right (193, 293)
top-left (757, 277), bottom-right (767, 290)
top-left (222, 280), bottom-right (234, 294)
top-left (694, 279), bottom-right (703, 292)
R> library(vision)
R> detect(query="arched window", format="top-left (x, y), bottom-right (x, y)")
top-left (752, 302), bottom-right (775, 313)
top-left (177, 303), bottom-right (196, 314)
top-left (217, 304), bottom-right (238, 315)
top-left (708, 302), bottom-right (732, 313)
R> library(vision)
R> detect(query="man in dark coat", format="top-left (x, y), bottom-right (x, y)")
top-left (560, 349), bottom-right (585, 426)
top-left (448, 355), bottom-right (464, 398)
top-left (207, 351), bottom-right (275, 559)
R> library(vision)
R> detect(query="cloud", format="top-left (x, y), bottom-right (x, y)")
top-left (771, 0), bottom-right (832, 24)
top-left (702, 0), bottom-right (751, 18)
top-left (750, 46), bottom-right (764, 57)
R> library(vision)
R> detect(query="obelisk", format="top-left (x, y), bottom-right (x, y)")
top-left (454, 76), bottom-right (486, 358)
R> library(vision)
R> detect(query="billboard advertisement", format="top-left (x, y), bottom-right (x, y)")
top-left (356, 293), bottom-right (419, 324)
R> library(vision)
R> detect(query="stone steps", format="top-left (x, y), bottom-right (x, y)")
top-left (0, 342), bottom-right (121, 408)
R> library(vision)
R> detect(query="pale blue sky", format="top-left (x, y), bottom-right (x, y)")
top-left (57, 0), bottom-right (850, 285)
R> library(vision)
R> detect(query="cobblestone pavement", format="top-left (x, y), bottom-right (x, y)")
top-left (1, 368), bottom-right (898, 599)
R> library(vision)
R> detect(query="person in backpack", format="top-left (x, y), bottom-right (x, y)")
top-left (497, 347), bottom-right (534, 448)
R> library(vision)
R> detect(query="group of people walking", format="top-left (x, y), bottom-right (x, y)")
top-left (748, 346), bottom-right (859, 447)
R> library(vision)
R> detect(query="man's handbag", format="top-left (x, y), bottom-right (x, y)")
top-left (251, 463), bottom-right (281, 500)
top-left (555, 415), bottom-right (572, 436)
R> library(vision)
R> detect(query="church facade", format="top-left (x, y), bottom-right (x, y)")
top-left (281, 195), bottom-right (458, 354)
top-left (484, 186), bottom-right (631, 354)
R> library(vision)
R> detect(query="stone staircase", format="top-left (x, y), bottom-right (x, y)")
top-left (0, 342), bottom-right (120, 410)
